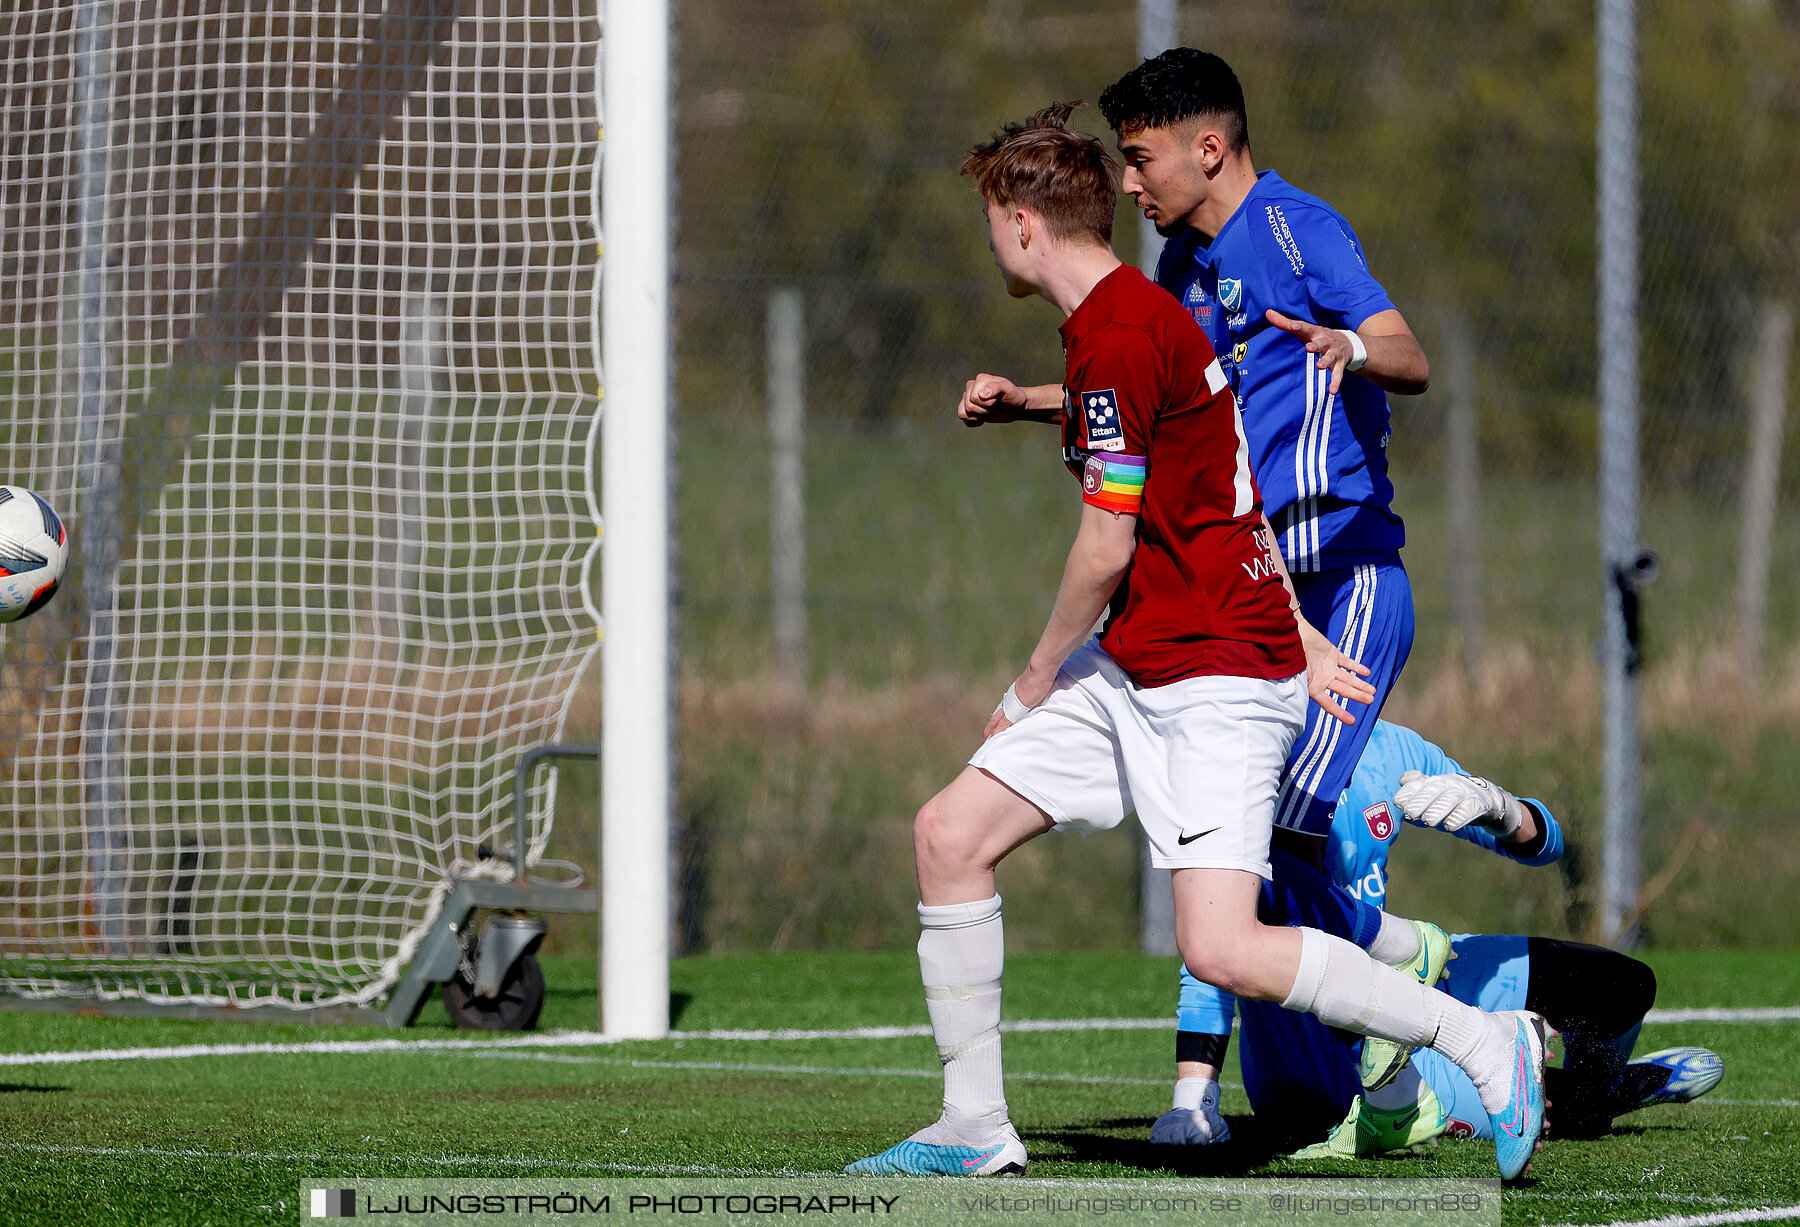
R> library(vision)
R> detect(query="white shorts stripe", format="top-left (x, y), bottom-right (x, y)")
top-left (1274, 564), bottom-right (1369, 828)
top-left (1274, 698), bottom-right (1336, 829)
top-left (1274, 564), bottom-right (1352, 831)
top-left (1347, 562), bottom-right (1378, 664)
top-left (1275, 564), bottom-right (1378, 831)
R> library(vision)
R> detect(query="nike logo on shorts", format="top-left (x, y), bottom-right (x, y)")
top-left (1177, 827), bottom-right (1220, 846)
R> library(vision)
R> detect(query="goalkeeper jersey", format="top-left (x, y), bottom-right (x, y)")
top-left (1156, 170), bottom-right (1405, 574)
top-left (1328, 719), bottom-right (1564, 909)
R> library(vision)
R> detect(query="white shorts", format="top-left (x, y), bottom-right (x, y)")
top-left (969, 641), bottom-right (1306, 875)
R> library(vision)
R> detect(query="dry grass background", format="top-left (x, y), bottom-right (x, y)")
top-left (546, 635), bottom-right (1800, 956)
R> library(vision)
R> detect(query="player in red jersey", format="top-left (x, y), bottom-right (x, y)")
top-left (846, 104), bottom-right (1551, 1183)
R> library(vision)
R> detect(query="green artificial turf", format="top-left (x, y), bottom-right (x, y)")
top-left (0, 950), bottom-right (1793, 1225)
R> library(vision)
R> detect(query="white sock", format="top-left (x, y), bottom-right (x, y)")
top-left (1365, 1063), bottom-right (1423, 1112)
top-left (1367, 913), bottom-right (1420, 967)
top-left (1173, 1075), bottom-right (1218, 1113)
top-left (1282, 928), bottom-right (1517, 1114)
top-left (918, 895), bottom-right (1006, 1133)
top-left (1427, 991), bottom-right (1521, 1115)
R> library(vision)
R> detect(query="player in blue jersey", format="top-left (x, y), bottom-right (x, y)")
top-left (1153, 720), bottom-right (1725, 1156)
top-left (1092, 49), bottom-right (1428, 857)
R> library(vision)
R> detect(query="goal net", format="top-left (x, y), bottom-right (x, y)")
top-left (0, 2), bottom-right (602, 1011)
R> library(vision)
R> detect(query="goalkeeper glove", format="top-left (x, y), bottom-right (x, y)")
top-left (1392, 770), bottom-right (1526, 839)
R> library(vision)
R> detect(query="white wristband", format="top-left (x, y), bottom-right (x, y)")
top-left (1338, 329), bottom-right (1367, 372)
top-left (1000, 683), bottom-right (1032, 724)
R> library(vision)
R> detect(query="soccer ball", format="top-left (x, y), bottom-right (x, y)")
top-left (0, 486), bottom-right (68, 623)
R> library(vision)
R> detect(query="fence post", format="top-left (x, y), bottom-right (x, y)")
top-left (767, 288), bottom-right (807, 682)
top-left (1135, 0), bottom-right (1179, 281)
top-left (1136, 0), bottom-right (1182, 958)
top-left (377, 288), bottom-right (442, 658)
top-left (1597, 0), bottom-right (1643, 947)
top-left (1737, 301), bottom-right (1791, 685)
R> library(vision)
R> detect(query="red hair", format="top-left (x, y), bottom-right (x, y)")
top-left (960, 102), bottom-right (1120, 246)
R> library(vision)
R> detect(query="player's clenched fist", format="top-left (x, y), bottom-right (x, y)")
top-left (958, 373), bottom-right (1026, 426)
top-left (1393, 770), bottom-right (1525, 838)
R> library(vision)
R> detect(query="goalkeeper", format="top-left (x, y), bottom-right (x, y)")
top-left (1154, 719), bottom-right (1724, 1155)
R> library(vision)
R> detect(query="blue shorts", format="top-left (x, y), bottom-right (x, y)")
top-left (1274, 560), bottom-right (1414, 836)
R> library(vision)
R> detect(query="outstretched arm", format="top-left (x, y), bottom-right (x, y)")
top-left (1265, 307), bottom-right (1429, 397)
top-left (1392, 770), bottom-right (1551, 857)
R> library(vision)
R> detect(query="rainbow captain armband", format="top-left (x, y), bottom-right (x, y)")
top-left (1081, 451), bottom-right (1146, 514)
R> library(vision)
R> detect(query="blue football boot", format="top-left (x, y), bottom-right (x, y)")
top-left (846, 1118), bottom-right (1027, 1176)
top-left (1487, 1011), bottom-right (1550, 1182)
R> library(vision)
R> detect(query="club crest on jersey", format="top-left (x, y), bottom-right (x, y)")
top-left (1217, 277), bottom-right (1243, 313)
top-left (1363, 801), bottom-right (1395, 841)
top-left (1082, 389), bottom-right (1125, 451)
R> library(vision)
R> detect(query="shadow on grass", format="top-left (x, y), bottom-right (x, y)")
top-left (1023, 1114), bottom-right (1288, 1177)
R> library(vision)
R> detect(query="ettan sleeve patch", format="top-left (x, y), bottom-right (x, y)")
top-left (1081, 389), bottom-right (1127, 452)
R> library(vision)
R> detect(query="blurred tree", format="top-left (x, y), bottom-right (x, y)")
top-left (675, 0), bottom-right (1800, 491)
top-left (677, 0), bottom-right (1141, 425)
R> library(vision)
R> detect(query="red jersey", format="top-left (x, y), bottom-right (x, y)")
top-left (1059, 265), bottom-right (1305, 687)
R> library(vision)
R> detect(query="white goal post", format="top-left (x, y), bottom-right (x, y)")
top-left (0, 1), bottom-right (612, 1018)
top-left (598, 0), bottom-right (673, 1039)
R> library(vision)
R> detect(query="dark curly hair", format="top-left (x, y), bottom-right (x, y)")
top-left (960, 101), bottom-right (1121, 246)
top-left (1097, 48), bottom-right (1249, 152)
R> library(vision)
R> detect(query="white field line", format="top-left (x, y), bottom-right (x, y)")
top-left (1540, 1205), bottom-right (1800, 1227)
top-left (1646, 1008), bottom-right (1800, 1024)
top-left (1515, 1193), bottom-right (1746, 1207)
top-left (0, 1005), bottom-right (1790, 1068)
top-left (462, 1049), bottom-right (1226, 1089)
top-left (0, 1018), bottom-right (1149, 1067)
top-left (0, 1141), bottom-right (835, 1178)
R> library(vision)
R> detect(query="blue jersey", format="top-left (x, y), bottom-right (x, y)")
top-left (1156, 171), bottom-right (1404, 573)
